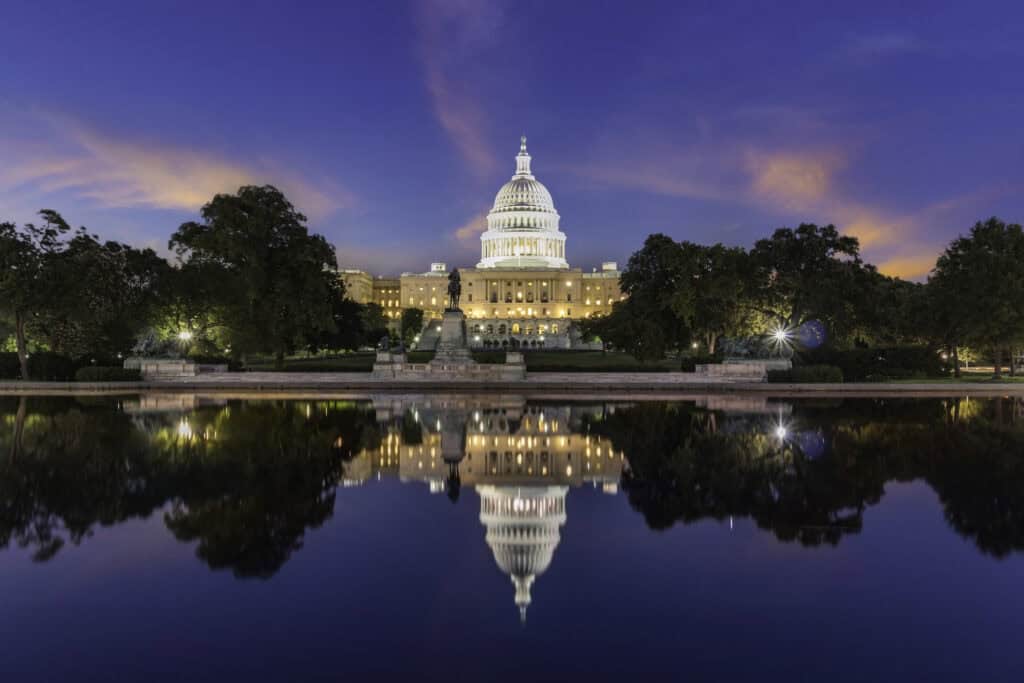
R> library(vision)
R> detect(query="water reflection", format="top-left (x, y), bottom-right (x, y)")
top-left (2, 394), bottom-right (1024, 610)
top-left (343, 396), bottom-right (625, 618)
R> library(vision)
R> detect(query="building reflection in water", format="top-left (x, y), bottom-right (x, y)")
top-left (345, 395), bottom-right (625, 620)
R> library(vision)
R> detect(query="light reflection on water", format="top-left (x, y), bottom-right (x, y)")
top-left (1, 393), bottom-right (1023, 681)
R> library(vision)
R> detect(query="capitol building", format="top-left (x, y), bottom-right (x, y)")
top-left (341, 137), bottom-right (624, 349)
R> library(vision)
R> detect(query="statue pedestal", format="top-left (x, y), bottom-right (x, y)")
top-left (431, 309), bottom-right (475, 365)
top-left (371, 308), bottom-right (525, 380)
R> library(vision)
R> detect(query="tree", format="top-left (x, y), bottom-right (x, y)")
top-left (684, 242), bottom-right (753, 354)
top-left (929, 218), bottom-right (1024, 378)
top-left (32, 234), bottom-right (169, 357)
top-left (400, 308), bottom-right (424, 346)
top-left (360, 303), bottom-right (389, 347)
top-left (1, 211), bottom-right (169, 375)
top-left (170, 186), bottom-right (341, 367)
top-left (748, 223), bottom-right (868, 343)
top-left (0, 211), bottom-right (70, 378)
top-left (608, 234), bottom-right (693, 359)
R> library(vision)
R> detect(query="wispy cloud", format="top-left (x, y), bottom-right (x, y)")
top-left (564, 128), bottom-right (951, 278)
top-left (843, 32), bottom-right (924, 63)
top-left (414, 0), bottom-right (501, 175)
top-left (746, 150), bottom-right (841, 207)
top-left (0, 114), bottom-right (350, 220)
top-left (452, 210), bottom-right (488, 242)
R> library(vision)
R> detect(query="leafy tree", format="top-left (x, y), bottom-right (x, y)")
top-left (600, 234), bottom-right (693, 359)
top-left (0, 211), bottom-right (164, 375)
top-left (170, 186), bottom-right (341, 367)
top-left (360, 302), bottom-right (389, 347)
top-left (401, 308), bottom-right (424, 346)
top-left (684, 242), bottom-right (753, 354)
top-left (748, 223), bottom-right (868, 342)
top-left (33, 234), bottom-right (169, 357)
top-left (929, 218), bottom-right (1024, 377)
top-left (0, 211), bottom-right (71, 378)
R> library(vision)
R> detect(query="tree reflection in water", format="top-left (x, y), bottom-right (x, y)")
top-left (0, 397), bottom-right (381, 575)
top-left (1, 395), bottom-right (1024, 579)
top-left (588, 397), bottom-right (1024, 556)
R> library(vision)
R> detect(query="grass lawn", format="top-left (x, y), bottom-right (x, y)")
top-left (507, 350), bottom-right (677, 372)
top-left (248, 351), bottom-right (433, 372)
top-left (248, 350), bottom-right (679, 373)
top-left (889, 371), bottom-right (1024, 384)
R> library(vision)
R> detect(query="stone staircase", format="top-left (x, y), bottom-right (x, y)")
top-left (414, 320), bottom-right (442, 351)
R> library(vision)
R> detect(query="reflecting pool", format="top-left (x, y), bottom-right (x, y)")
top-left (1, 393), bottom-right (1023, 681)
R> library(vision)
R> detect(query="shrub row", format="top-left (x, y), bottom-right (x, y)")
top-left (0, 352), bottom-right (81, 381)
top-left (798, 346), bottom-right (945, 381)
top-left (74, 367), bottom-right (141, 382)
top-left (767, 364), bottom-right (845, 383)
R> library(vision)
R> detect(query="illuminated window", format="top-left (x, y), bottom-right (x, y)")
top-left (512, 323), bottom-right (520, 334)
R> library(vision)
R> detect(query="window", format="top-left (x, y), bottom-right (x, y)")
top-left (490, 293), bottom-right (497, 303)
top-left (468, 294), bottom-right (473, 302)
top-left (552, 324), bottom-right (558, 334)
top-left (526, 292), bottom-right (534, 302)
top-left (505, 293), bottom-right (512, 303)
top-left (498, 324), bottom-right (507, 334)
top-left (567, 293), bottom-right (572, 302)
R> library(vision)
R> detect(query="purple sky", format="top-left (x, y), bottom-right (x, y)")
top-left (2, 0), bottom-right (1022, 279)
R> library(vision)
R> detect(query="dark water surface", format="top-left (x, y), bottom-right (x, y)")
top-left (1, 393), bottom-right (1023, 682)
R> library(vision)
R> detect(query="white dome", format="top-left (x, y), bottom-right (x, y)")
top-left (478, 485), bottom-right (568, 622)
top-left (491, 177), bottom-right (557, 222)
top-left (477, 137), bottom-right (569, 269)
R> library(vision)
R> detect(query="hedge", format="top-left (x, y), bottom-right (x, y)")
top-left (768, 364), bottom-right (844, 383)
top-left (74, 366), bottom-right (141, 382)
top-left (1, 352), bottom-right (137, 381)
top-left (0, 353), bottom-right (20, 379)
top-left (799, 347), bottom-right (945, 381)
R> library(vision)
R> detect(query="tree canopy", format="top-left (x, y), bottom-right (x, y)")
top-left (169, 185), bottom-right (342, 365)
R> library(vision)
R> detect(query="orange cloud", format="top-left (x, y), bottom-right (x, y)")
top-left (0, 118), bottom-right (349, 220)
top-left (876, 253), bottom-right (939, 280)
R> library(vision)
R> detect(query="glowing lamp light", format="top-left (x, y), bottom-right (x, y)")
top-left (691, 342), bottom-right (699, 349)
top-left (772, 328), bottom-right (789, 343)
top-left (177, 330), bottom-right (193, 342)
top-left (774, 425), bottom-right (788, 440)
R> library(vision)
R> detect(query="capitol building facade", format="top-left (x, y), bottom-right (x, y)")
top-left (341, 137), bottom-right (624, 349)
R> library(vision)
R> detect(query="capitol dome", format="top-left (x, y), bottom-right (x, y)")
top-left (478, 485), bottom-right (568, 623)
top-left (477, 137), bottom-right (569, 269)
